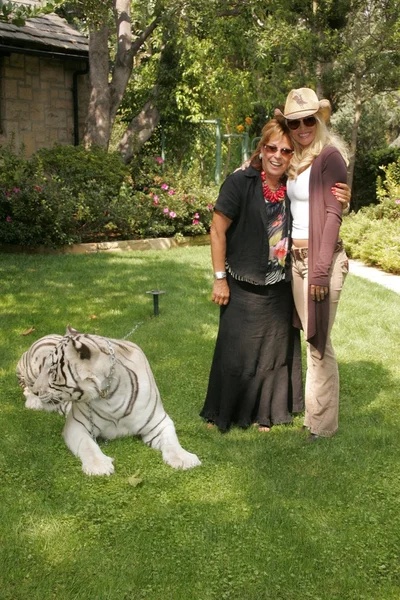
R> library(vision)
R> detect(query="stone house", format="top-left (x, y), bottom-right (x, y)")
top-left (0, 2), bottom-right (89, 155)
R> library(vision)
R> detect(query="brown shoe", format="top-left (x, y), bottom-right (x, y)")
top-left (306, 433), bottom-right (321, 443)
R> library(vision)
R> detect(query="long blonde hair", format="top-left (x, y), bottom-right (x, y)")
top-left (287, 115), bottom-right (349, 180)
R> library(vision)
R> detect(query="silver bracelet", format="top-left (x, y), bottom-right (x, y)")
top-left (214, 271), bottom-right (227, 280)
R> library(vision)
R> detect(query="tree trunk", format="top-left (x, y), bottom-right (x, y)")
top-left (347, 72), bottom-right (362, 193)
top-left (313, 0), bottom-right (324, 98)
top-left (84, 1), bottom-right (162, 151)
top-left (118, 99), bottom-right (160, 163)
top-left (109, 0), bottom-right (133, 125)
top-left (84, 25), bottom-right (112, 148)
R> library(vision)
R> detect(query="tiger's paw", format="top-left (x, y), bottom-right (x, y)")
top-left (162, 447), bottom-right (201, 470)
top-left (81, 455), bottom-right (115, 476)
top-left (24, 389), bottom-right (44, 410)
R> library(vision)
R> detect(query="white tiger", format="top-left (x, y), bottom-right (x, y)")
top-left (17, 327), bottom-right (201, 476)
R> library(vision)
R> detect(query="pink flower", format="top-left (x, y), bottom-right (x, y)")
top-left (149, 191), bottom-right (154, 197)
top-left (13, 187), bottom-right (20, 193)
top-left (395, 199), bottom-right (400, 204)
top-left (168, 189), bottom-right (175, 196)
top-left (163, 207), bottom-right (169, 213)
top-left (5, 191), bottom-right (10, 197)
top-left (273, 238), bottom-right (288, 263)
top-left (34, 185), bottom-right (42, 192)
top-left (143, 187), bottom-right (148, 191)
top-left (161, 183), bottom-right (169, 190)
top-left (153, 195), bottom-right (159, 201)
top-left (274, 246), bottom-right (287, 261)
top-left (192, 219), bottom-right (200, 225)
top-left (169, 211), bottom-right (176, 218)
top-left (153, 199), bottom-right (159, 205)
top-left (194, 212), bottom-right (199, 219)
top-left (6, 216), bottom-right (12, 222)
top-left (207, 204), bottom-right (213, 210)
top-left (154, 156), bottom-right (164, 164)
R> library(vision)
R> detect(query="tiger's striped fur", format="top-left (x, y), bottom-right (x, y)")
top-left (17, 333), bottom-right (71, 415)
top-left (17, 328), bottom-right (201, 475)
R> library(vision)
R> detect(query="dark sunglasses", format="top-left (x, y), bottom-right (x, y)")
top-left (286, 116), bottom-right (317, 131)
top-left (263, 144), bottom-right (294, 156)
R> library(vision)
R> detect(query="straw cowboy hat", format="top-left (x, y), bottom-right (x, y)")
top-left (275, 88), bottom-right (331, 123)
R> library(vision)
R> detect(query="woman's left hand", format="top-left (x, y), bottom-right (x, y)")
top-left (311, 284), bottom-right (329, 302)
top-left (332, 182), bottom-right (351, 209)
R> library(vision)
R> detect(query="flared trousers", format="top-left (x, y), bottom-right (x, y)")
top-left (291, 248), bottom-right (348, 437)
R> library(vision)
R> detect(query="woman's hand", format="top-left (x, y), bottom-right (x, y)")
top-left (310, 284), bottom-right (329, 302)
top-left (332, 182), bottom-right (351, 210)
top-left (212, 279), bottom-right (230, 305)
top-left (233, 159), bottom-right (251, 172)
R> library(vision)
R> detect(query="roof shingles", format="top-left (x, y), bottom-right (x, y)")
top-left (0, 13), bottom-right (88, 56)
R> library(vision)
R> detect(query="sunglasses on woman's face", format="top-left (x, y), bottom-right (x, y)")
top-left (263, 144), bottom-right (294, 156)
top-left (286, 116), bottom-right (317, 131)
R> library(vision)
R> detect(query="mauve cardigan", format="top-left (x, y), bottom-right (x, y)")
top-left (290, 146), bottom-right (347, 359)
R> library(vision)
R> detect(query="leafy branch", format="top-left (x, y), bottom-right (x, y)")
top-left (0, 0), bottom-right (64, 27)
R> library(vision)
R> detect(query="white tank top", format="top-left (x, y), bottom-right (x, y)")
top-left (287, 166), bottom-right (311, 240)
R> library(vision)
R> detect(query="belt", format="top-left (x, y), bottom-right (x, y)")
top-left (291, 239), bottom-right (343, 262)
top-left (291, 247), bottom-right (308, 261)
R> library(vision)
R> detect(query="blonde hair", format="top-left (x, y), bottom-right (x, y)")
top-left (250, 119), bottom-right (293, 172)
top-left (287, 115), bottom-right (349, 180)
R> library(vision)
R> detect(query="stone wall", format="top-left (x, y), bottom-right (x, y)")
top-left (0, 235), bottom-right (211, 255)
top-left (0, 52), bottom-right (89, 155)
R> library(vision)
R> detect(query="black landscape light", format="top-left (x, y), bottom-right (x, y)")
top-left (146, 290), bottom-right (166, 316)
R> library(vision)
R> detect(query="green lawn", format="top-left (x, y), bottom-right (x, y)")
top-left (1, 247), bottom-right (399, 600)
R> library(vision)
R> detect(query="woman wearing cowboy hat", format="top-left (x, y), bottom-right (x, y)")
top-left (276, 87), bottom-right (350, 441)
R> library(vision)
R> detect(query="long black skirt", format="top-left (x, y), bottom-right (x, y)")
top-left (200, 276), bottom-right (304, 432)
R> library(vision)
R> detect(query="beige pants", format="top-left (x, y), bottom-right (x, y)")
top-left (291, 248), bottom-right (348, 437)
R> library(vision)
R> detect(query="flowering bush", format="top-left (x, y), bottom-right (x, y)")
top-left (0, 146), bottom-right (79, 246)
top-left (111, 157), bottom-right (216, 239)
top-left (0, 146), bottom-right (216, 247)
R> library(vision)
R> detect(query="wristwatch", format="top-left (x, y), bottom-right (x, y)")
top-left (214, 271), bottom-right (227, 280)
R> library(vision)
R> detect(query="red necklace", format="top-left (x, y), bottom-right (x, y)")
top-left (261, 171), bottom-right (286, 203)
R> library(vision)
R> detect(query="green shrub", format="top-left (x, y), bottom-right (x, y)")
top-left (352, 147), bottom-right (400, 211)
top-left (37, 144), bottom-right (130, 193)
top-left (37, 145), bottom-right (132, 243)
top-left (342, 215), bottom-right (400, 273)
top-left (342, 156), bottom-right (400, 273)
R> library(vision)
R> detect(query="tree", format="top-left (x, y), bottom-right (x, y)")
top-left (331, 0), bottom-right (400, 187)
top-left (8, 0), bottom-right (399, 179)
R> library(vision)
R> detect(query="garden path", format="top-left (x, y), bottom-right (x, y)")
top-left (349, 259), bottom-right (400, 295)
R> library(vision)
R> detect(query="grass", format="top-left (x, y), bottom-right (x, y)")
top-left (0, 246), bottom-right (399, 600)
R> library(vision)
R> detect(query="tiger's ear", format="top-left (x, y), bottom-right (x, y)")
top-left (66, 325), bottom-right (80, 336)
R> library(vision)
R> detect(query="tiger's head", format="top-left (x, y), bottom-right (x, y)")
top-left (33, 327), bottom-right (116, 406)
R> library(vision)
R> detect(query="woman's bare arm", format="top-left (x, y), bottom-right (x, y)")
top-left (210, 211), bottom-right (232, 306)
